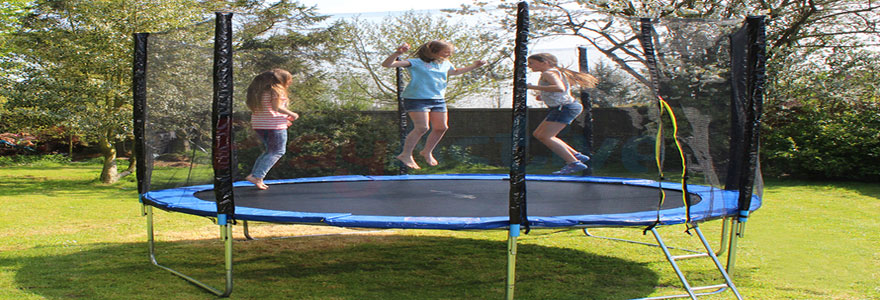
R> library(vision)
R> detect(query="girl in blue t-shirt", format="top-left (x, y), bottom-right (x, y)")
top-left (381, 40), bottom-right (486, 169)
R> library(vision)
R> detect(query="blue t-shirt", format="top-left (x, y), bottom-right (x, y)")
top-left (401, 58), bottom-right (454, 99)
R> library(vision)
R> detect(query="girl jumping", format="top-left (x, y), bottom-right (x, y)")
top-left (244, 69), bottom-right (299, 189)
top-left (526, 53), bottom-right (598, 175)
top-left (381, 40), bottom-right (486, 169)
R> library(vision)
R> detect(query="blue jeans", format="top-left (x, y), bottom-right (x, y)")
top-left (544, 102), bottom-right (583, 125)
top-left (251, 129), bottom-right (287, 179)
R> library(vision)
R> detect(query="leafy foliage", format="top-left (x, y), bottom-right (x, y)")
top-left (1, 0), bottom-right (348, 182)
top-left (0, 0), bottom-right (28, 56)
top-left (762, 49), bottom-right (880, 181)
top-left (333, 11), bottom-right (514, 108)
top-left (236, 110), bottom-right (399, 179)
top-left (0, 153), bottom-right (70, 167)
top-left (462, 0), bottom-right (879, 180)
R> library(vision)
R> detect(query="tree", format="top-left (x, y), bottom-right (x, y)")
top-left (761, 48), bottom-right (880, 180)
top-left (464, 0), bottom-right (879, 180)
top-left (461, 0), bottom-right (878, 96)
top-left (0, 0), bottom-right (28, 54)
top-left (5, 0), bottom-right (224, 183)
top-left (332, 11), bottom-right (515, 108)
top-left (0, 0), bottom-right (30, 123)
top-left (3, 0), bottom-right (344, 183)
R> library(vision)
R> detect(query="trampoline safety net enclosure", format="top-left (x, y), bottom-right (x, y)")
top-left (133, 4), bottom-right (765, 298)
top-left (135, 11), bottom-right (763, 229)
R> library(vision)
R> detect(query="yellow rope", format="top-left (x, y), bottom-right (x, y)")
top-left (655, 95), bottom-right (691, 223)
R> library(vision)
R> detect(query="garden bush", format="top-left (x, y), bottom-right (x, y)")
top-left (235, 110), bottom-right (399, 179)
top-left (762, 99), bottom-right (880, 181)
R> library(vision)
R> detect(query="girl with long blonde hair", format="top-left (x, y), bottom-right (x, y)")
top-left (380, 40), bottom-right (486, 169)
top-left (526, 53), bottom-right (598, 175)
top-left (245, 69), bottom-right (299, 189)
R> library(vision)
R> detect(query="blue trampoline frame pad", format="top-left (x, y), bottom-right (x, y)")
top-left (141, 174), bottom-right (761, 230)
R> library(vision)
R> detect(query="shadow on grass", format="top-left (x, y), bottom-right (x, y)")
top-left (4, 235), bottom-right (661, 300)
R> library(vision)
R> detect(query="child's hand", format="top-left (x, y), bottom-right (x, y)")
top-left (287, 113), bottom-right (299, 122)
top-left (473, 60), bottom-right (486, 67)
top-left (395, 43), bottom-right (410, 54)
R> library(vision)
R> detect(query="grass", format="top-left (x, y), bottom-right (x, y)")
top-left (0, 159), bottom-right (878, 299)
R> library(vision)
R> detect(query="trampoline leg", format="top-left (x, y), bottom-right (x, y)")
top-left (505, 226), bottom-right (519, 300)
top-left (146, 206), bottom-right (234, 297)
top-left (243, 220), bottom-right (254, 240)
top-left (726, 220), bottom-right (745, 275)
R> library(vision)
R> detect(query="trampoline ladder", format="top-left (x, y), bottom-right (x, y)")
top-left (636, 223), bottom-right (743, 300)
top-left (144, 205), bottom-right (234, 297)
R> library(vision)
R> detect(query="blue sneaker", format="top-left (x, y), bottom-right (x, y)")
top-left (574, 152), bottom-right (591, 163)
top-left (552, 161), bottom-right (588, 175)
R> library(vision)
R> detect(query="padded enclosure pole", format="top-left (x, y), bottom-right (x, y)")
top-left (509, 1), bottom-right (529, 229)
top-left (213, 12), bottom-right (235, 216)
top-left (507, 2), bottom-right (529, 300)
top-left (736, 16), bottom-right (766, 223)
top-left (133, 32), bottom-right (151, 195)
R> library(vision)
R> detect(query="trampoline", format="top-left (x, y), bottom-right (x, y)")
top-left (133, 4), bottom-right (766, 299)
top-left (143, 174), bottom-right (761, 230)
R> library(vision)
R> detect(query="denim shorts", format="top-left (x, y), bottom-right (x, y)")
top-left (404, 99), bottom-right (447, 112)
top-left (544, 102), bottom-right (583, 124)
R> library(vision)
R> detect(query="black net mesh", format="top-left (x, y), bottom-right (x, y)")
top-left (143, 22), bottom-right (215, 192)
top-left (137, 9), bottom-right (763, 214)
top-left (230, 13), bottom-right (401, 181)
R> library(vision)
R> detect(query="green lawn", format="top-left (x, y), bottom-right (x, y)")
top-left (0, 161), bottom-right (877, 299)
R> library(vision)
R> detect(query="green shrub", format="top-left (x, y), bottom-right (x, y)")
top-left (0, 154), bottom-right (71, 167)
top-left (236, 110), bottom-right (399, 179)
top-left (762, 99), bottom-right (880, 181)
top-left (761, 49), bottom-right (880, 181)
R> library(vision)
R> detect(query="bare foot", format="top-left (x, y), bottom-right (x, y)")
top-left (419, 150), bottom-right (438, 166)
top-left (396, 154), bottom-right (421, 169)
top-left (245, 175), bottom-right (269, 190)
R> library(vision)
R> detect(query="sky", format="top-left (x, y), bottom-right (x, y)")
top-left (293, 0), bottom-right (588, 58)
top-left (296, 0), bottom-right (476, 15)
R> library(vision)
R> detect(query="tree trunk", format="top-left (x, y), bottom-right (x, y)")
top-left (117, 154), bottom-right (136, 179)
top-left (126, 154), bottom-right (136, 172)
top-left (99, 136), bottom-right (118, 184)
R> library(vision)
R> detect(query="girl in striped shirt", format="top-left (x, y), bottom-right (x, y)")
top-left (245, 69), bottom-right (299, 190)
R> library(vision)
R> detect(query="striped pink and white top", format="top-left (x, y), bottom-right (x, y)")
top-left (251, 93), bottom-right (289, 130)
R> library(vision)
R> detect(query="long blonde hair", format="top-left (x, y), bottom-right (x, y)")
top-left (246, 69), bottom-right (292, 112)
top-left (413, 40), bottom-right (453, 63)
top-left (528, 53), bottom-right (598, 88)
